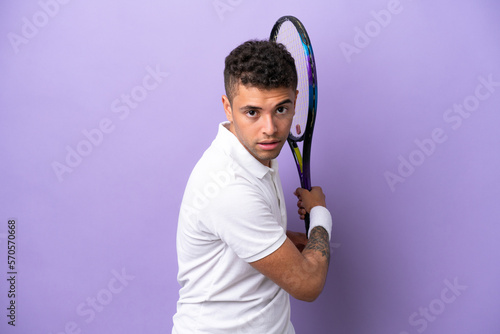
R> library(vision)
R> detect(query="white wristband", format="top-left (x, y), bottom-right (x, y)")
top-left (308, 206), bottom-right (332, 241)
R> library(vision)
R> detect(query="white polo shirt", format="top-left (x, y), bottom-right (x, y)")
top-left (173, 122), bottom-right (294, 333)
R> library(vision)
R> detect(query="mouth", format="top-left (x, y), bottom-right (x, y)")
top-left (257, 140), bottom-right (280, 151)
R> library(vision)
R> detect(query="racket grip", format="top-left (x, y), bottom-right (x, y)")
top-left (305, 213), bottom-right (310, 237)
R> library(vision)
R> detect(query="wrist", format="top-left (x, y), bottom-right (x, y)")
top-left (308, 206), bottom-right (332, 241)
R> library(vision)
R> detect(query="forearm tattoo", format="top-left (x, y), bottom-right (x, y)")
top-left (305, 226), bottom-right (330, 264)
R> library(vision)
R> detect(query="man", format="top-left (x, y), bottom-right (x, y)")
top-left (173, 40), bottom-right (332, 333)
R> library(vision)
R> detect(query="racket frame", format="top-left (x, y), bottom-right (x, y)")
top-left (270, 16), bottom-right (318, 234)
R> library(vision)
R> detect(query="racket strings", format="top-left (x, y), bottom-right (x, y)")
top-left (275, 21), bottom-right (310, 140)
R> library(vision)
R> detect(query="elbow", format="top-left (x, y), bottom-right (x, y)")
top-left (297, 294), bottom-right (319, 303)
top-left (286, 269), bottom-right (328, 302)
top-left (290, 284), bottom-right (324, 302)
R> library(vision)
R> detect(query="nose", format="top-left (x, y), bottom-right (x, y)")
top-left (261, 113), bottom-right (277, 136)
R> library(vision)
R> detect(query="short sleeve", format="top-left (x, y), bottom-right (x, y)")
top-left (203, 181), bottom-right (286, 263)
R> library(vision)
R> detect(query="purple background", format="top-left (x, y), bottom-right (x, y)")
top-left (1, 1), bottom-right (500, 333)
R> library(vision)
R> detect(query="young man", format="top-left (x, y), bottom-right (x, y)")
top-left (173, 40), bottom-right (332, 333)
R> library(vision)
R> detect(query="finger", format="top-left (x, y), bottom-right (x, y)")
top-left (294, 192), bottom-right (302, 201)
top-left (295, 187), bottom-right (307, 197)
top-left (297, 208), bottom-right (306, 219)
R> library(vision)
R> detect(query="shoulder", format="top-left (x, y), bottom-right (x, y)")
top-left (180, 144), bottom-right (263, 219)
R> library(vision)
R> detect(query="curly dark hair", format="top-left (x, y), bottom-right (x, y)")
top-left (224, 40), bottom-right (297, 103)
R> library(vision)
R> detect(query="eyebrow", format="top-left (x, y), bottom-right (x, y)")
top-left (239, 98), bottom-right (294, 112)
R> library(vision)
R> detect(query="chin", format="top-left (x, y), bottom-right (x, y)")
top-left (247, 142), bottom-right (285, 164)
top-left (258, 149), bottom-right (282, 162)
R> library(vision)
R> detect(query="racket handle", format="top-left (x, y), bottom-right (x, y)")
top-left (305, 213), bottom-right (310, 237)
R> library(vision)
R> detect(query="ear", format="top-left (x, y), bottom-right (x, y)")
top-left (222, 95), bottom-right (233, 122)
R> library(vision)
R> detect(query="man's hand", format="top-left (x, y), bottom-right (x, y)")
top-left (294, 186), bottom-right (326, 220)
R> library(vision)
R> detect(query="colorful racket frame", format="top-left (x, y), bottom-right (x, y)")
top-left (270, 16), bottom-right (318, 234)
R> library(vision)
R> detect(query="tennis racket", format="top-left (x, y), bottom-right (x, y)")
top-left (270, 16), bottom-right (318, 235)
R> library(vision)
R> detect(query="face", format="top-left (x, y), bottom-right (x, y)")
top-left (222, 84), bottom-right (297, 167)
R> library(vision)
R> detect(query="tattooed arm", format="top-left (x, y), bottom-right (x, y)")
top-left (305, 226), bottom-right (330, 264)
top-left (250, 187), bottom-right (331, 302)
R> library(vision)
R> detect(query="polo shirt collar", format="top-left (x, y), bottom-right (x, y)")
top-left (216, 122), bottom-right (278, 179)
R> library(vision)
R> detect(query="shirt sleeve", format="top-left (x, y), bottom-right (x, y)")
top-left (203, 181), bottom-right (287, 263)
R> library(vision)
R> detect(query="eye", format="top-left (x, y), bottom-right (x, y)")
top-left (276, 106), bottom-right (288, 114)
top-left (246, 110), bottom-right (258, 117)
